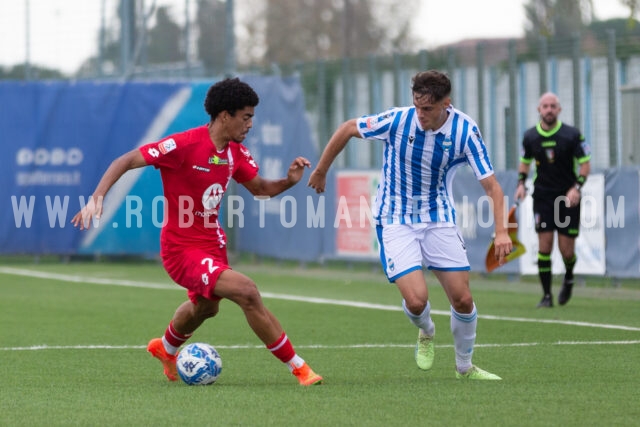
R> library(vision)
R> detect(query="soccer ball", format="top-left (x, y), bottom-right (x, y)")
top-left (176, 343), bottom-right (223, 385)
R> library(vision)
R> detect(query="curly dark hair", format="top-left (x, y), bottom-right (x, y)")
top-left (204, 78), bottom-right (260, 120)
top-left (411, 70), bottom-right (451, 103)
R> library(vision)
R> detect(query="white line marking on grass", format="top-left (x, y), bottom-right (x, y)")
top-left (2, 267), bottom-right (640, 332)
top-left (0, 267), bottom-right (176, 290)
top-left (260, 292), bottom-right (401, 312)
top-left (2, 341), bottom-right (640, 352)
top-left (478, 314), bottom-right (640, 332)
top-left (259, 293), bottom-right (640, 332)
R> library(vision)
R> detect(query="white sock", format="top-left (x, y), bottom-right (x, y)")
top-left (285, 355), bottom-right (305, 372)
top-left (161, 336), bottom-right (179, 355)
top-left (450, 303), bottom-right (477, 373)
top-left (402, 299), bottom-right (436, 337)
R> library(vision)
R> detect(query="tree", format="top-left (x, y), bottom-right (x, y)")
top-left (196, 0), bottom-right (228, 75)
top-left (147, 6), bottom-right (183, 63)
top-left (0, 64), bottom-right (65, 80)
top-left (76, 1), bottom-right (182, 77)
top-left (236, 0), bottom-right (418, 66)
top-left (524, 0), bottom-right (594, 39)
top-left (589, 17), bottom-right (640, 37)
top-left (78, 0), bottom-right (420, 77)
top-left (619, 0), bottom-right (640, 28)
top-left (620, 0), bottom-right (639, 18)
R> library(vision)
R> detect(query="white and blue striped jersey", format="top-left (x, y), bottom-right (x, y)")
top-left (356, 105), bottom-right (494, 225)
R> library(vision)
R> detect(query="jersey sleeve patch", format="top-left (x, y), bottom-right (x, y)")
top-left (158, 138), bottom-right (177, 154)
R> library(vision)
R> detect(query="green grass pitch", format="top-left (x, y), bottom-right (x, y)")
top-left (1, 258), bottom-right (639, 426)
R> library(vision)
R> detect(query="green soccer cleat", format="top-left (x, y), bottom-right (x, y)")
top-left (414, 331), bottom-right (435, 371)
top-left (456, 365), bottom-right (502, 380)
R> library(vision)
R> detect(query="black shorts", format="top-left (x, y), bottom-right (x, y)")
top-left (532, 194), bottom-right (581, 237)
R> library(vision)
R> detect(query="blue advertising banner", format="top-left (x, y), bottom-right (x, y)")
top-left (233, 76), bottom-right (324, 262)
top-left (1, 81), bottom-right (185, 254)
top-left (603, 167), bottom-right (640, 278)
top-left (2, 79), bottom-right (638, 278)
top-left (1, 77), bottom-right (324, 260)
top-left (77, 84), bottom-right (202, 255)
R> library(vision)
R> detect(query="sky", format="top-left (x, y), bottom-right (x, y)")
top-left (0, 0), bottom-right (633, 74)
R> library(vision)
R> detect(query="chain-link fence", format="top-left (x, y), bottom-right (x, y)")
top-left (3, 1), bottom-right (640, 170)
top-left (283, 35), bottom-right (640, 171)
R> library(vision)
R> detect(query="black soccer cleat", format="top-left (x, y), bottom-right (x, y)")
top-left (537, 294), bottom-right (553, 308)
top-left (558, 280), bottom-right (574, 306)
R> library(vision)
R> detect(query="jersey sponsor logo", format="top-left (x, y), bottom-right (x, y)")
top-left (192, 165), bottom-right (210, 172)
top-left (158, 138), bottom-right (177, 154)
top-left (147, 147), bottom-right (160, 158)
top-left (208, 155), bottom-right (229, 165)
top-left (200, 183), bottom-right (224, 216)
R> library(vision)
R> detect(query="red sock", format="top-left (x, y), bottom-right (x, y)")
top-left (162, 321), bottom-right (192, 354)
top-left (267, 332), bottom-right (296, 363)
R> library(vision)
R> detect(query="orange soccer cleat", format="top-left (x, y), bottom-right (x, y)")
top-left (147, 338), bottom-right (178, 381)
top-left (292, 362), bottom-right (323, 386)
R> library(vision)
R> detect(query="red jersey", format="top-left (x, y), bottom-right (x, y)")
top-left (139, 125), bottom-right (258, 256)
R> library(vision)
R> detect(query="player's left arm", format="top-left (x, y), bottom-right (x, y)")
top-left (241, 156), bottom-right (311, 197)
top-left (480, 174), bottom-right (513, 266)
top-left (576, 161), bottom-right (591, 183)
top-left (567, 134), bottom-right (592, 206)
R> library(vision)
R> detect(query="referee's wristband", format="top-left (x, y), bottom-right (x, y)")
top-left (575, 174), bottom-right (587, 190)
top-left (517, 172), bottom-right (527, 186)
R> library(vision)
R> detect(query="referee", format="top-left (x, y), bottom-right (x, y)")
top-left (515, 92), bottom-right (591, 308)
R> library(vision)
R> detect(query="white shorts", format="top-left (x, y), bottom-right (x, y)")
top-left (376, 222), bottom-right (470, 282)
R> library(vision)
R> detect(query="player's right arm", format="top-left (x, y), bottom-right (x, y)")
top-left (72, 149), bottom-right (148, 230)
top-left (514, 162), bottom-right (531, 202)
top-left (515, 134), bottom-right (533, 202)
top-left (307, 118), bottom-right (360, 193)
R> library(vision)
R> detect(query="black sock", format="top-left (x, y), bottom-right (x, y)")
top-left (563, 255), bottom-right (576, 283)
top-left (538, 252), bottom-right (552, 296)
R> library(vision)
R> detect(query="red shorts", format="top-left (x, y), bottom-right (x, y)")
top-left (162, 247), bottom-right (231, 304)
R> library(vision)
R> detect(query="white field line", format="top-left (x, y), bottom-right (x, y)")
top-left (2, 266), bottom-right (640, 333)
top-left (2, 341), bottom-right (640, 352)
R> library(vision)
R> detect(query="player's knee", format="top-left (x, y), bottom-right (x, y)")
top-left (202, 304), bottom-right (219, 319)
top-left (451, 294), bottom-right (474, 313)
top-left (233, 277), bottom-right (262, 308)
top-left (404, 298), bottom-right (427, 316)
top-left (193, 298), bottom-right (220, 319)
